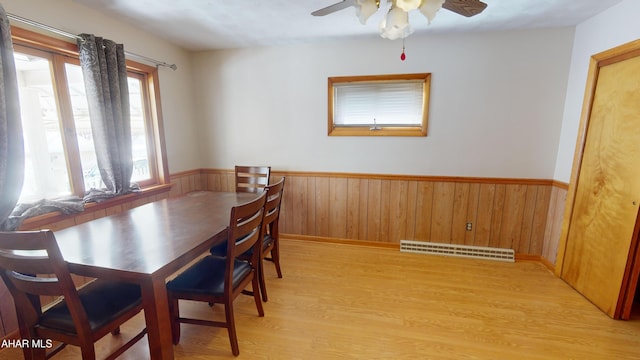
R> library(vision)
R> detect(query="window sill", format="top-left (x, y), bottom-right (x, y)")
top-left (329, 126), bottom-right (427, 137)
top-left (19, 184), bottom-right (173, 230)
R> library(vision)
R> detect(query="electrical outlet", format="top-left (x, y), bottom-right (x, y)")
top-left (466, 222), bottom-right (473, 231)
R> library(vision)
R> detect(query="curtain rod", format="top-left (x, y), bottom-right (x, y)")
top-left (7, 13), bottom-right (177, 71)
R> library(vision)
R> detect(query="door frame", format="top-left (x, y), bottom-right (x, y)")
top-left (555, 38), bottom-right (640, 320)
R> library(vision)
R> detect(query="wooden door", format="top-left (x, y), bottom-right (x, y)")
top-left (559, 41), bottom-right (640, 319)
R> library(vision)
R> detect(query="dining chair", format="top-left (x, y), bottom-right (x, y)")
top-left (210, 177), bottom-right (286, 302)
top-left (0, 230), bottom-right (147, 360)
top-left (235, 165), bottom-right (271, 193)
top-left (166, 191), bottom-right (267, 356)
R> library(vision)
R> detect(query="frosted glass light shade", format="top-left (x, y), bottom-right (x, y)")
top-left (419, 0), bottom-right (445, 24)
top-left (355, 0), bottom-right (379, 24)
top-left (379, 7), bottom-right (413, 40)
top-left (396, 0), bottom-right (422, 12)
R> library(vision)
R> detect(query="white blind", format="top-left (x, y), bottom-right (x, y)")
top-left (333, 80), bottom-right (424, 126)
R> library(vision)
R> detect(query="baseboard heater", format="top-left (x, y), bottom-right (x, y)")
top-left (400, 240), bottom-right (515, 263)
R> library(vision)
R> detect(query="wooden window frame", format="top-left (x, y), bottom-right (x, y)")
top-left (11, 26), bottom-right (170, 200)
top-left (327, 73), bottom-right (431, 137)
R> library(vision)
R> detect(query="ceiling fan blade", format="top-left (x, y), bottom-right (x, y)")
top-left (442, 0), bottom-right (488, 17)
top-left (311, 0), bottom-right (357, 16)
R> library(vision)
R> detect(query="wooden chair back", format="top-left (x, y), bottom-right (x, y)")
top-left (0, 230), bottom-right (91, 339)
top-left (225, 191), bottom-right (267, 289)
top-left (235, 165), bottom-right (271, 193)
top-left (0, 230), bottom-right (146, 359)
top-left (263, 177), bottom-right (285, 239)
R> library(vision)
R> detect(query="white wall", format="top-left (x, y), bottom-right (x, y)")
top-left (7, 0), bottom-right (599, 180)
top-left (2, 0), bottom-right (200, 173)
top-left (194, 27), bottom-right (574, 178)
top-left (554, 0), bottom-right (640, 182)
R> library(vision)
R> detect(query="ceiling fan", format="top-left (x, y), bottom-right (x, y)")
top-left (312, 0), bottom-right (487, 18)
top-left (312, 0), bottom-right (487, 40)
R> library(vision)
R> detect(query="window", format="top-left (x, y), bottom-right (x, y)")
top-left (328, 73), bottom-right (431, 136)
top-left (12, 27), bottom-right (168, 203)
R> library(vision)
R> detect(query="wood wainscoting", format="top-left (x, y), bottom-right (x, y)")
top-left (199, 169), bottom-right (568, 264)
top-left (11, 168), bottom-right (569, 265)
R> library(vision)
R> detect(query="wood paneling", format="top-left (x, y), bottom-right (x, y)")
top-left (16, 169), bottom-right (561, 263)
top-left (464, 183), bottom-right (480, 246)
top-left (544, 186), bottom-right (567, 266)
top-left (518, 185), bottom-right (539, 254)
top-left (388, 180), bottom-right (410, 243)
top-left (475, 184), bottom-right (495, 247)
top-left (329, 178), bottom-right (348, 239)
top-left (451, 182), bottom-right (471, 245)
top-left (415, 182), bottom-right (434, 242)
top-left (532, 185), bottom-right (553, 256)
top-left (367, 179), bottom-right (383, 242)
top-left (315, 177), bottom-right (330, 238)
top-left (346, 178), bottom-right (361, 239)
top-left (499, 184), bottom-right (526, 250)
top-left (203, 170), bottom-right (561, 258)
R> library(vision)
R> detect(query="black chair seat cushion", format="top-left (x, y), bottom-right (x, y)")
top-left (39, 280), bottom-right (142, 334)
top-left (209, 242), bottom-right (227, 257)
top-left (166, 255), bottom-right (251, 295)
top-left (209, 235), bottom-right (274, 258)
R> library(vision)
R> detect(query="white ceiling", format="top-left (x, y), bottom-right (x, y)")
top-left (74, 0), bottom-right (624, 51)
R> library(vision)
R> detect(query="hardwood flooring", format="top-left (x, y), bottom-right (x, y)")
top-left (1, 238), bottom-right (640, 359)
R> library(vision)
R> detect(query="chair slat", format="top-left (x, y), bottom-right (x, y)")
top-left (0, 251), bottom-right (55, 275)
top-left (235, 165), bottom-right (271, 193)
top-left (10, 276), bottom-right (62, 297)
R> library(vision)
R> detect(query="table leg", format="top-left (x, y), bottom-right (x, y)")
top-left (140, 278), bottom-right (174, 359)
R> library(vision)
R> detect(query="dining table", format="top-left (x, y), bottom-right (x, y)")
top-left (53, 191), bottom-right (258, 359)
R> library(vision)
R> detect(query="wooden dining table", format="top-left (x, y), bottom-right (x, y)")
top-left (53, 191), bottom-right (258, 359)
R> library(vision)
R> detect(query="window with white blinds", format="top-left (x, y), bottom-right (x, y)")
top-left (328, 73), bottom-right (430, 136)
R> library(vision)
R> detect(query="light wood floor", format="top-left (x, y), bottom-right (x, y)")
top-left (2, 238), bottom-right (640, 359)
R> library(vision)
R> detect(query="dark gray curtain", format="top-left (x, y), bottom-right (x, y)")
top-left (0, 4), bottom-right (24, 230)
top-left (78, 33), bottom-right (135, 202)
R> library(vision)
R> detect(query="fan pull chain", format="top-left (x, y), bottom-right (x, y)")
top-left (400, 38), bottom-right (406, 61)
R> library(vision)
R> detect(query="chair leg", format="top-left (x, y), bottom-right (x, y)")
top-left (76, 332), bottom-right (96, 359)
top-left (168, 296), bottom-right (181, 345)
top-left (23, 347), bottom-right (38, 360)
top-left (252, 274), bottom-right (265, 317)
top-left (225, 300), bottom-right (240, 356)
top-left (258, 257), bottom-right (268, 302)
top-left (272, 240), bottom-right (283, 278)
top-left (79, 343), bottom-right (96, 359)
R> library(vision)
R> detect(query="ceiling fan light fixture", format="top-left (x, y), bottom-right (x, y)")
top-left (396, 0), bottom-right (422, 12)
top-left (379, 6), bottom-right (413, 40)
top-left (312, 0), bottom-right (487, 41)
top-left (419, 0), bottom-right (446, 24)
top-left (354, 0), bottom-right (379, 24)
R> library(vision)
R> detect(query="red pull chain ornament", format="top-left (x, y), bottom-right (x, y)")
top-left (400, 39), bottom-right (406, 61)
